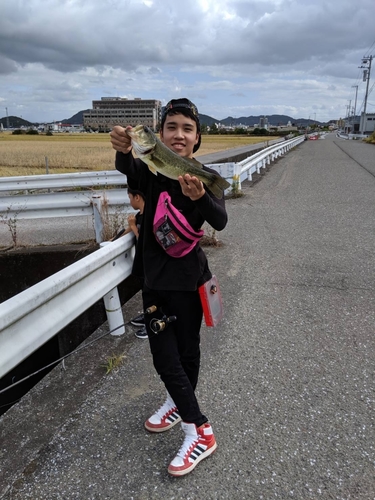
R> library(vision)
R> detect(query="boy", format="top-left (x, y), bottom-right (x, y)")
top-left (124, 187), bottom-right (145, 240)
top-left (110, 98), bottom-right (227, 476)
top-left (124, 187), bottom-right (147, 339)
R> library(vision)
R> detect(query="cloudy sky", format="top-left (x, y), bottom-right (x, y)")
top-left (1, 0), bottom-right (374, 123)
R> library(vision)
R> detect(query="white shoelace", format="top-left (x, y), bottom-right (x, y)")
top-left (155, 397), bottom-right (175, 418)
top-left (176, 434), bottom-right (198, 459)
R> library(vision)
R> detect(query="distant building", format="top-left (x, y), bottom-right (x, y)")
top-left (83, 97), bottom-right (162, 132)
top-left (343, 116), bottom-right (360, 134)
top-left (253, 116), bottom-right (268, 129)
top-left (342, 113), bottom-right (375, 135)
top-left (39, 123), bottom-right (84, 133)
top-left (359, 112), bottom-right (375, 135)
top-left (259, 116), bottom-right (268, 129)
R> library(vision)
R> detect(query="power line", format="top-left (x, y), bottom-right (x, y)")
top-left (366, 39), bottom-right (375, 53)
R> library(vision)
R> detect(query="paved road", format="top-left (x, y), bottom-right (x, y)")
top-left (1, 134), bottom-right (374, 499)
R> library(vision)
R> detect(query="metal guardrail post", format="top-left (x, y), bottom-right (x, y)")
top-left (92, 195), bottom-right (104, 243)
top-left (100, 241), bottom-right (125, 336)
top-left (233, 163), bottom-right (242, 190)
top-left (102, 287), bottom-right (126, 336)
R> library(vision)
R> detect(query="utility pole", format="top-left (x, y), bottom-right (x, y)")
top-left (346, 101), bottom-right (351, 133)
top-left (351, 85), bottom-right (358, 119)
top-left (359, 55), bottom-right (373, 134)
top-left (351, 85), bottom-right (358, 133)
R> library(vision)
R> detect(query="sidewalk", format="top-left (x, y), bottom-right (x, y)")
top-left (1, 134), bottom-right (374, 499)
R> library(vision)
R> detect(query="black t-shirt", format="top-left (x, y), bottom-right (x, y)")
top-left (116, 151), bottom-right (228, 291)
top-left (135, 211), bottom-right (143, 237)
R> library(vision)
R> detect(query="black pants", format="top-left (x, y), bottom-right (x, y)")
top-left (142, 285), bottom-right (208, 427)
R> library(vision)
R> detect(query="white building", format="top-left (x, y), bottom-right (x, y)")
top-left (359, 112), bottom-right (375, 135)
top-left (83, 97), bottom-right (162, 132)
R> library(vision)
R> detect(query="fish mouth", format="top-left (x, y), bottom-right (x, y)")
top-left (127, 125), bottom-right (155, 156)
top-left (141, 147), bottom-right (154, 155)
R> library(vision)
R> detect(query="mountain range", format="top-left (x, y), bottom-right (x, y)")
top-left (60, 110), bottom-right (327, 127)
top-left (0, 110), bottom-right (329, 128)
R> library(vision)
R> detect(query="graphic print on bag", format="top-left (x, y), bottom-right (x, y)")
top-left (156, 219), bottom-right (180, 249)
top-left (153, 191), bottom-right (204, 258)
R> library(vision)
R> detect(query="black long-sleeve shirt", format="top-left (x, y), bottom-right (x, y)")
top-left (116, 151), bottom-right (228, 291)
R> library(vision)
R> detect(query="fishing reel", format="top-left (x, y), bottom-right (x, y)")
top-left (146, 305), bottom-right (177, 334)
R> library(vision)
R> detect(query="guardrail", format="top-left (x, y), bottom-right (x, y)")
top-left (336, 132), bottom-right (367, 140)
top-left (0, 235), bottom-right (135, 379)
top-left (0, 135), bottom-right (304, 219)
top-left (0, 171), bottom-right (131, 243)
top-left (0, 170), bottom-right (126, 193)
top-left (0, 135), bottom-right (306, 379)
top-left (203, 135), bottom-right (305, 191)
top-left (0, 189), bottom-right (129, 219)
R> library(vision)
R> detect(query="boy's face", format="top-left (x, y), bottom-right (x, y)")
top-left (160, 113), bottom-right (199, 158)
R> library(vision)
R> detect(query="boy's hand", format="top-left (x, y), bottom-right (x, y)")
top-left (178, 174), bottom-right (205, 201)
top-left (127, 214), bottom-right (136, 227)
top-left (110, 126), bottom-right (133, 154)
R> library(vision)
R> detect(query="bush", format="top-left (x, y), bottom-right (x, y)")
top-left (234, 127), bottom-right (247, 135)
top-left (252, 128), bottom-right (269, 136)
top-left (26, 129), bottom-right (39, 135)
top-left (12, 129), bottom-right (24, 135)
top-left (364, 131), bottom-right (375, 144)
top-left (46, 131), bottom-right (53, 136)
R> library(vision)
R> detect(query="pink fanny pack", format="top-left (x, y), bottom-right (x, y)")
top-left (153, 191), bottom-right (204, 258)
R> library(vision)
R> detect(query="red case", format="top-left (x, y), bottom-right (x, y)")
top-left (198, 275), bottom-right (223, 327)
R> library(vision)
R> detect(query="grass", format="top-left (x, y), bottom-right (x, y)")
top-left (364, 131), bottom-right (375, 145)
top-left (0, 133), bottom-right (113, 176)
top-left (0, 132), bottom-right (273, 177)
top-left (101, 352), bottom-right (126, 374)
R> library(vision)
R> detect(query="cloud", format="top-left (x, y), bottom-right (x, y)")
top-left (0, 0), bottom-right (374, 122)
top-left (0, 55), bottom-right (19, 75)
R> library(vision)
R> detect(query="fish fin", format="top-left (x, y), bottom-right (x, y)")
top-left (147, 157), bottom-right (167, 176)
top-left (206, 176), bottom-right (231, 199)
top-left (147, 157), bottom-right (164, 175)
top-left (147, 164), bottom-right (158, 176)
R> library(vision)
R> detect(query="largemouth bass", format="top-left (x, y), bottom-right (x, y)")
top-left (126, 125), bottom-right (230, 199)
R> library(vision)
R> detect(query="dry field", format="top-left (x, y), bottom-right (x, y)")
top-left (0, 132), bottom-right (273, 177)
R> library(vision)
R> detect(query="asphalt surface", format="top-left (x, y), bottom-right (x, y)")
top-left (1, 134), bottom-right (375, 499)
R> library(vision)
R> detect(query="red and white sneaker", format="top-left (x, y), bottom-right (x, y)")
top-left (144, 393), bottom-right (181, 433)
top-left (168, 422), bottom-right (217, 476)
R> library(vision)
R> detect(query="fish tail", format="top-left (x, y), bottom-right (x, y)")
top-left (206, 175), bottom-right (231, 198)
